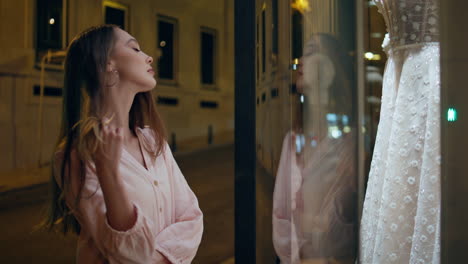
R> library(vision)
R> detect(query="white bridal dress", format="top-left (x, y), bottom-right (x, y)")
top-left (360, 0), bottom-right (441, 263)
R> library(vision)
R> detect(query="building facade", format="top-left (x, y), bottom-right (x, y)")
top-left (0, 0), bottom-right (234, 171)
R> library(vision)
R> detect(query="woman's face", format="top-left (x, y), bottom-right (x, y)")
top-left (109, 28), bottom-right (156, 92)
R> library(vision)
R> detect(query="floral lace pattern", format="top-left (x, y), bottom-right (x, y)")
top-left (360, 1), bottom-right (441, 263)
top-left (374, 0), bottom-right (439, 47)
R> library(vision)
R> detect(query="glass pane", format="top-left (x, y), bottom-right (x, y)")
top-left (36, 0), bottom-right (62, 50)
top-left (262, 10), bottom-right (266, 73)
top-left (360, 0), bottom-right (441, 262)
top-left (201, 31), bottom-right (215, 85)
top-left (158, 19), bottom-right (175, 80)
top-left (105, 6), bottom-right (125, 30)
top-left (440, 1), bottom-right (468, 261)
top-left (258, 0), bottom-right (358, 263)
top-left (251, 0), bottom-right (444, 262)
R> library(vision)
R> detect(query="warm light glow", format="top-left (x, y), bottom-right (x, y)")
top-left (291, 0), bottom-right (310, 13)
top-left (292, 58), bottom-right (299, 70)
top-left (49, 18), bottom-right (55, 25)
top-left (370, 32), bottom-right (383, 38)
top-left (343, 126), bottom-right (351, 133)
top-left (365, 52), bottom-right (382, 61)
top-left (365, 52), bottom-right (374, 60)
top-left (160, 41), bottom-right (166, 47)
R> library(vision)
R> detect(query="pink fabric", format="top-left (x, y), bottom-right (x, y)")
top-left (272, 132), bottom-right (302, 264)
top-left (272, 132), bottom-right (356, 263)
top-left (55, 127), bottom-right (203, 264)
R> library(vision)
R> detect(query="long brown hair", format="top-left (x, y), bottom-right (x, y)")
top-left (44, 25), bottom-right (166, 234)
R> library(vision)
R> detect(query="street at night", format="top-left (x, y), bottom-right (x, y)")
top-left (2, 0), bottom-right (467, 262)
top-left (0, 145), bottom-right (234, 264)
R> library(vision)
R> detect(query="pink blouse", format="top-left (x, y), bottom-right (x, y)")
top-left (55, 127), bottom-right (203, 264)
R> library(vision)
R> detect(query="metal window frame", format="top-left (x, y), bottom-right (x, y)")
top-left (234, 0), bottom-right (256, 262)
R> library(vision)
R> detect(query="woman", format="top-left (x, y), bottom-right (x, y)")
top-left (272, 34), bottom-right (357, 264)
top-left (44, 25), bottom-right (203, 263)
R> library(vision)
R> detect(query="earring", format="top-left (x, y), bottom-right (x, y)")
top-left (106, 69), bottom-right (119, 86)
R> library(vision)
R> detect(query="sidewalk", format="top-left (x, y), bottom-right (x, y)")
top-left (0, 133), bottom-right (233, 209)
top-left (0, 142), bottom-right (235, 263)
top-left (0, 166), bottom-right (51, 210)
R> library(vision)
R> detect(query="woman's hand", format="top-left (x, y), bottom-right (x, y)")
top-left (94, 117), bottom-right (124, 177)
top-left (93, 117), bottom-right (136, 232)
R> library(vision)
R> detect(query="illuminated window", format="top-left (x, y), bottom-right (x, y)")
top-left (158, 15), bottom-right (178, 82)
top-left (103, 1), bottom-right (128, 30)
top-left (36, 0), bottom-right (66, 63)
top-left (201, 27), bottom-right (217, 87)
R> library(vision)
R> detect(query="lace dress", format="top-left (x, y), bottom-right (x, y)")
top-left (360, 0), bottom-right (441, 263)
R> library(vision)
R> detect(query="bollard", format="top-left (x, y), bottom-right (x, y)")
top-left (208, 125), bottom-right (213, 145)
top-left (171, 132), bottom-right (177, 152)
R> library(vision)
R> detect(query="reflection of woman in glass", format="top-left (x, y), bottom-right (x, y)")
top-left (360, 1), bottom-right (441, 263)
top-left (43, 25), bottom-right (203, 263)
top-left (273, 34), bottom-right (357, 264)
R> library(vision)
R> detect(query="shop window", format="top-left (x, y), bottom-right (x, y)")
top-left (157, 15), bottom-right (178, 82)
top-left (35, 0), bottom-right (67, 67)
top-left (201, 27), bottom-right (217, 87)
top-left (103, 1), bottom-right (128, 30)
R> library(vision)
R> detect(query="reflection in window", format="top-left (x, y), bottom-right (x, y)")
top-left (272, 0), bottom-right (278, 55)
top-left (273, 32), bottom-right (357, 264)
top-left (158, 16), bottom-right (177, 81)
top-left (256, 19), bottom-right (260, 81)
top-left (291, 10), bottom-right (303, 62)
top-left (201, 28), bottom-right (216, 86)
top-left (261, 9), bottom-right (266, 73)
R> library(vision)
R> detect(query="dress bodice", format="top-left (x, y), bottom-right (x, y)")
top-left (375, 0), bottom-right (439, 48)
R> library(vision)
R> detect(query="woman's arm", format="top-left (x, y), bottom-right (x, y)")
top-left (55, 123), bottom-right (169, 263)
top-left (272, 133), bottom-right (302, 264)
top-left (153, 144), bottom-right (204, 264)
top-left (93, 124), bottom-right (135, 231)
